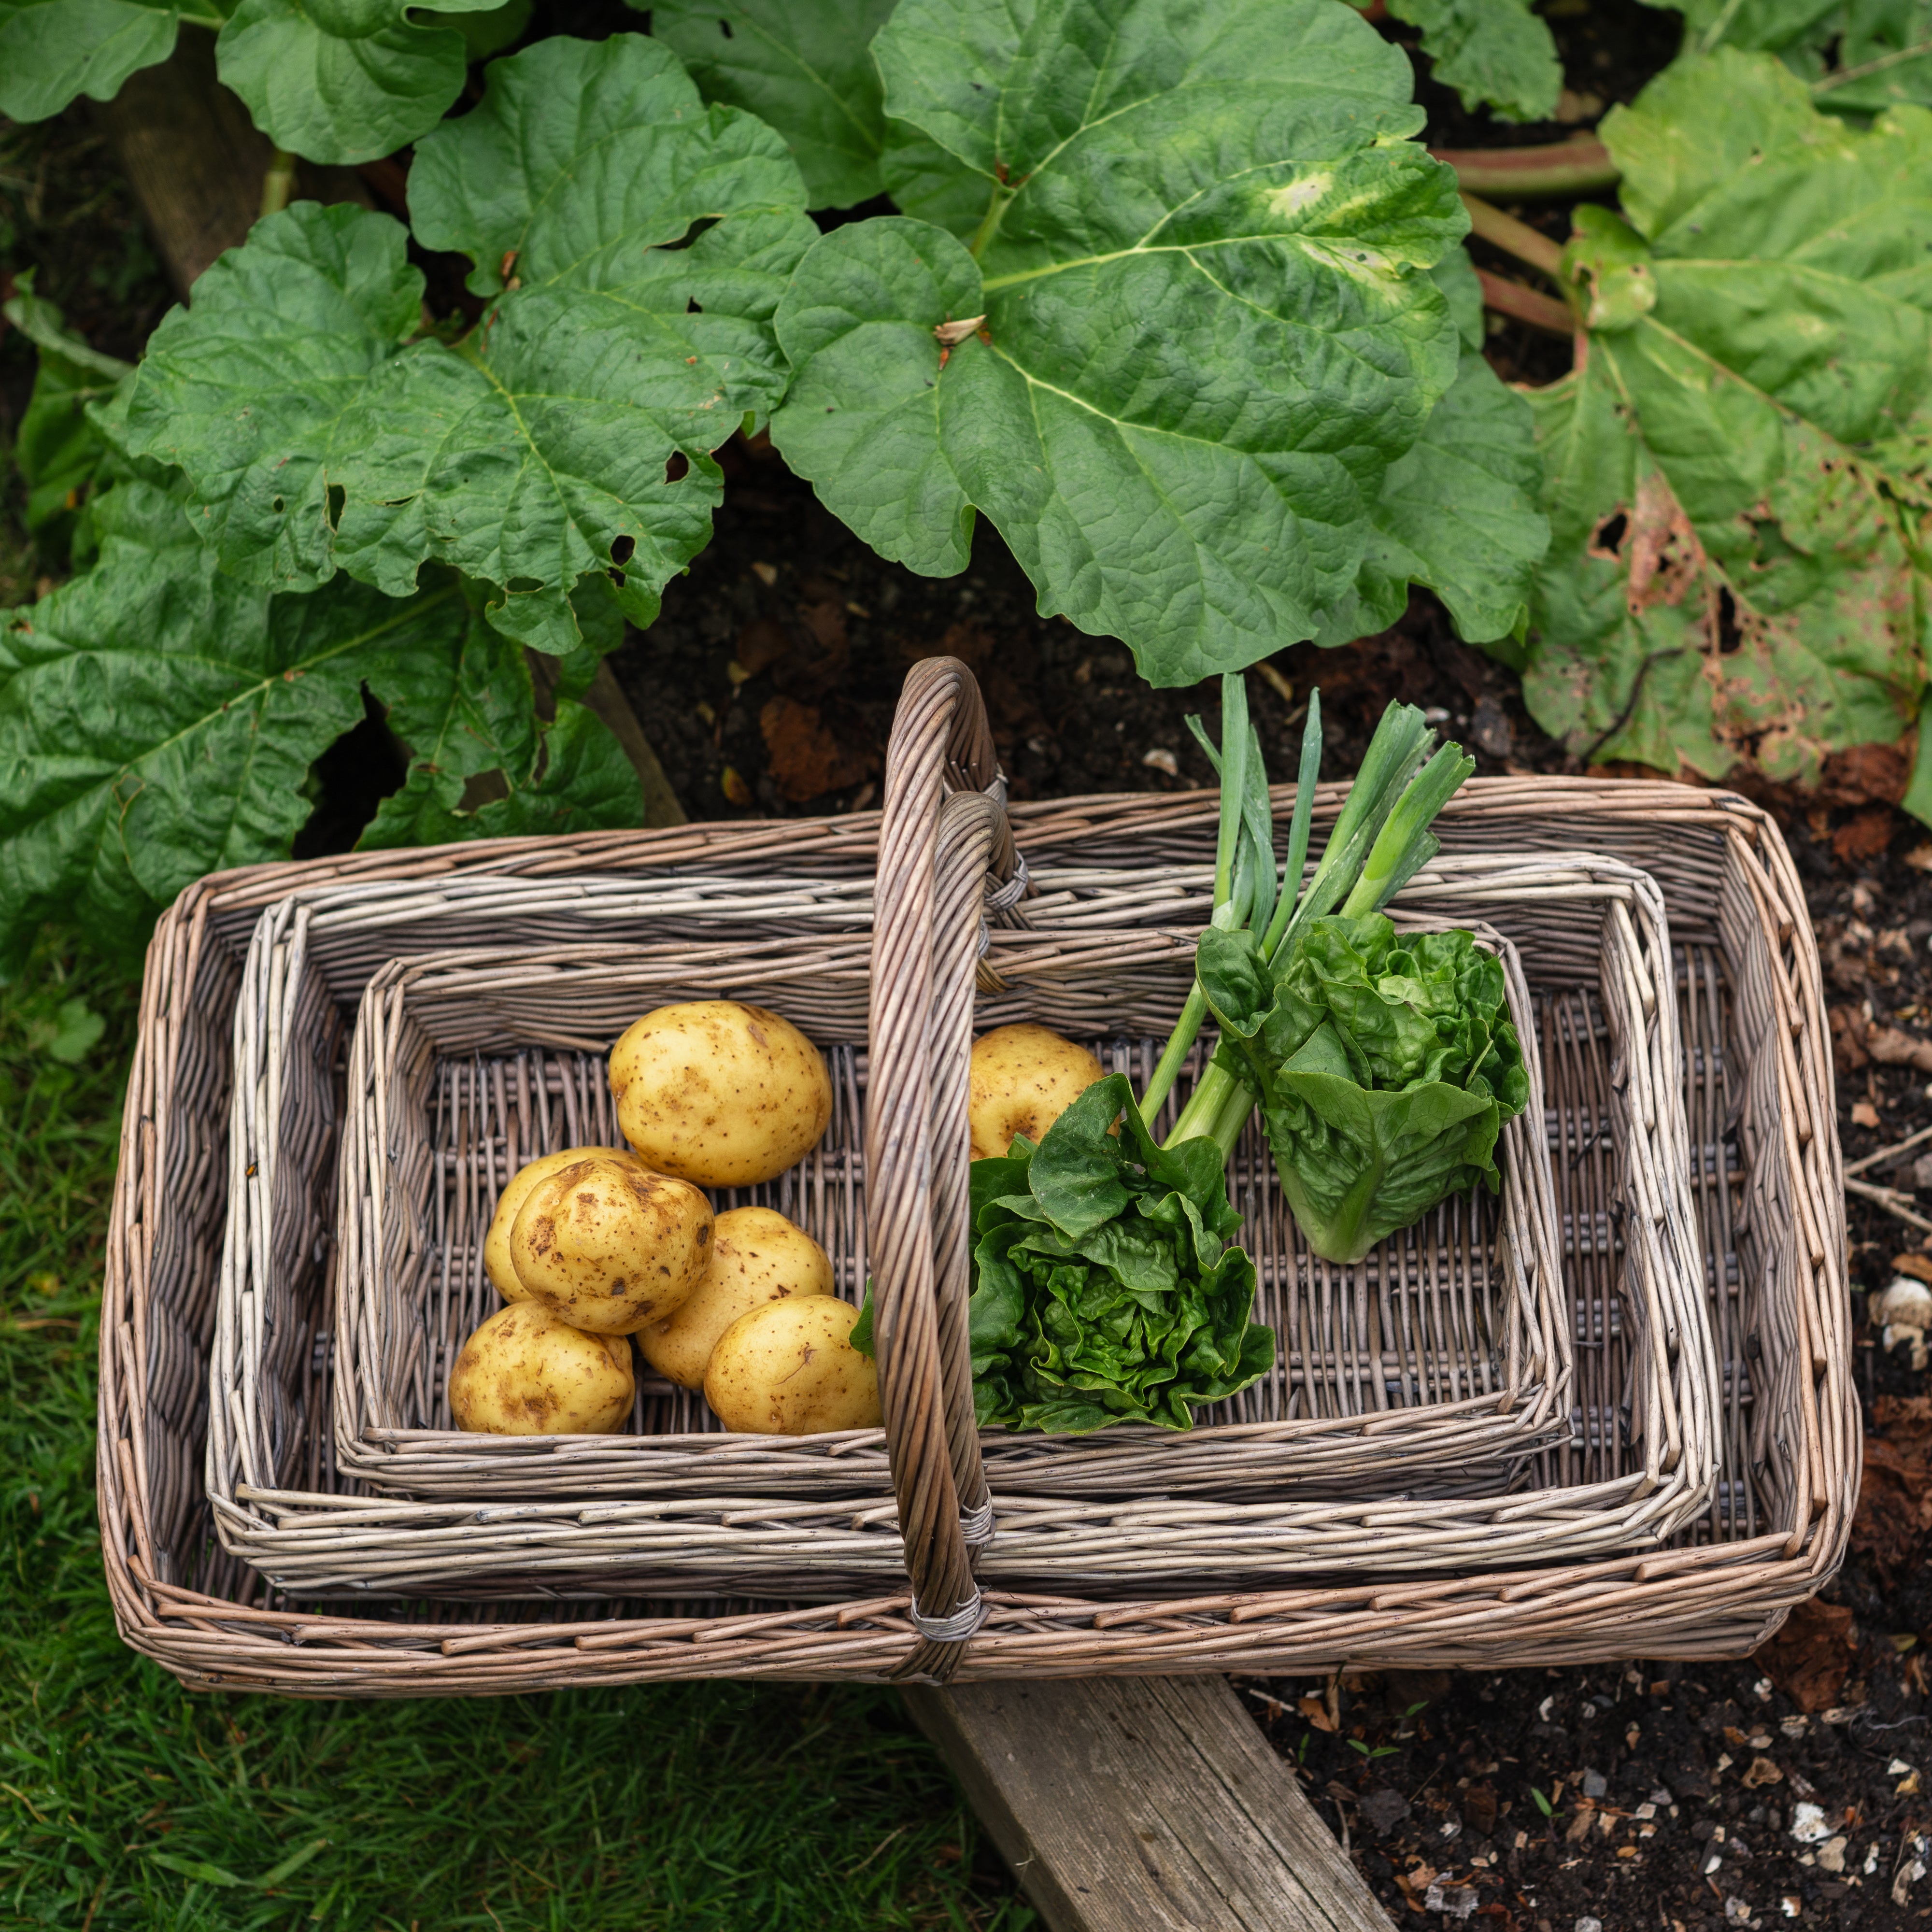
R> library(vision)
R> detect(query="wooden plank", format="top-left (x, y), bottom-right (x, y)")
top-left (582, 660), bottom-right (687, 827)
top-left (93, 27), bottom-right (370, 296)
top-left (903, 1676), bottom-right (1395, 1932)
top-left (525, 652), bottom-right (687, 829)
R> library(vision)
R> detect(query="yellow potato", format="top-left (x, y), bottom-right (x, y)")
top-left (703, 1296), bottom-right (881, 1435)
top-left (510, 1156), bottom-right (712, 1334)
top-left (968, 1023), bottom-right (1105, 1160)
top-left (609, 1000), bottom-right (832, 1188)
top-left (448, 1302), bottom-right (634, 1435)
top-left (638, 1205), bottom-right (834, 1390)
top-left (483, 1145), bottom-right (640, 1302)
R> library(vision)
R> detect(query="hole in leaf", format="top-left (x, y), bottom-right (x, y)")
top-left (456, 768), bottom-right (511, 813)
top-left (326, 483), bottom-right (345, 532)
top-left (609, 568), bottom-right (625, 589)
top-left (1591, 511), bottom-right (1628, 556)
top-left (665, 452), bottom-right (690, 484)
top-left (718, 16), bottom-right (733, 35)
top-left (687, 298), bottom-right (704, 313)
top-left (271, 496), bottom-right (285, 514)
top-left (611, 535), bottom-right (635, 565)
top-left (292, 684), bottom-right (408, 860)
top-left (1714, 588), bottom-right (1743, 655)
top-left (506, 576), bottom-right (543, 593)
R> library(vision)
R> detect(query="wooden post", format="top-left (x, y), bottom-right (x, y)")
top-left (903, 1676), bottom-right (1396, 1932)
top-left (92, 27), bottom-right (370, 296)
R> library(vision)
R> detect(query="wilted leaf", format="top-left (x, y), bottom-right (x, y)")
top-left (771, 0), bottom-right (1466, 689)
top-left (1754, 1596), bottom-right (1856, 1713)
top-left (119, 35), bottom-right (817, 658)
top-left (1521, 52), bottom-right (1932, 799)
top-left (1388, 0), bottom-right (1563, 122)
top-left (758, 695), bottom-right (874, 802)
top-left (650, 0), bottom-right (900, 209)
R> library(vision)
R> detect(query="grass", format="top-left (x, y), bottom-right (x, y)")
top-left (0, 935), bottom-right (1033, 1932)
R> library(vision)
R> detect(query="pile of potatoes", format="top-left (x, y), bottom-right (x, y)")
top-left (447, 999), bottom-right (881, 1439)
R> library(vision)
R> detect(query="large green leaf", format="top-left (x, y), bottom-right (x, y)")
top-left (1318, 347), bottom-right (1550, 650)
top-left (214, 0), bottom-right (513, 166)
top-left (769, 0), bottom-right (1466, 690)
top-left (359, 622), bottom-right (643, 848)
top-left (118, 34), bottom-right (817, 657)
top-left (1520, 51), bottom-right (1932, 793)
top-left (0, 0), bottom-right (223, 121)
top-left (649, 0), bottom-right (900, 210)
top-left (1641, 0), bottom-right (1932, 117)
top-left (1387, 0), bottom-right (1563, 123)
top-left (0, 479), bottom-right (448, 964)
top-left (0, 482), bottom-right (644, 965)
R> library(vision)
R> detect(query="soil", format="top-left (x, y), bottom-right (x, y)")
top-left (7, 5), bottom-right (1932, 1928)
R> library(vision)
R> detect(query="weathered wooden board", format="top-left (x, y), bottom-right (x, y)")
top-left (903, 1676), bottom-right (1395, 1932)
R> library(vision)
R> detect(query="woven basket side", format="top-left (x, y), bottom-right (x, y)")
top-left (99, 779), bottom-right (1847, 1692)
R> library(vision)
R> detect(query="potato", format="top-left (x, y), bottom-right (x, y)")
top-left (610, 1000), bottom-right (832, 1188)
top-left (968, 1023), bottom-right (1106, 1160)
top-left (448, 1302), bottom-right (635, 1435)
top-left (704, 1296), bottom-right (881, 1436)
top-left (510, 1156), bottom-right (712, 1334)
top-left (483, 1145), bottom-right (640, 1302)
top-left (638, 1205), bottom-right (834, 1389)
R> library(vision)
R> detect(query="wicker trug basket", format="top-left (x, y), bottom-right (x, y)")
top-left (101, 663), bottom-right (1851, 1690)
top-left (204, 838), bottom-right (1716, 1596)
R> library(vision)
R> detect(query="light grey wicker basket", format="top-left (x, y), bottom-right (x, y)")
top-left (205, 854), bottom-right (1717, 1597)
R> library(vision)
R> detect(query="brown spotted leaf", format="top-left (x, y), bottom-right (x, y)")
top-left (1519, 53), bottom-right (1932, 807)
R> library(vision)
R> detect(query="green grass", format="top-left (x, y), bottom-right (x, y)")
top-left (0, 935), bottom-right (1032, 1932)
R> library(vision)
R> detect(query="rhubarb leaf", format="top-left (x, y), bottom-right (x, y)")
top-left (650, 0), bottom-right (900, 208)
top-left (0, 479), bottom-right (460, 966)
top-left (1387, 0), bottom-right (1563, 124)
top-left (1643, 0), bottom-right (1932, 118)
top-left (214, 0), bottom-right (514, 164)
top-left (0, 0), bottom-right (224, 122)
top-left (772, 0), bottom-right (1466, 690)
top-left (119, 35), bottom-right (816, 658)
top-left (359, 618), bottom-right (644, 848)
top-left (1520, 52), bottom-right (1932, 795)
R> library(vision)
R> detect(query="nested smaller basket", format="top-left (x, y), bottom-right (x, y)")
top-left (206, 669), bottom-right (1713, 1609)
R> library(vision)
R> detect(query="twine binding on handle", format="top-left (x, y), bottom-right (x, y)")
top-left (908, 1587), bottom-right (986, 1643)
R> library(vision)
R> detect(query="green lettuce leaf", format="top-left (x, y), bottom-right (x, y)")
top-left (966, 1073), bottom-right (1273, 1433)
top-left (649, 0), bottom-right (900, 209)
top-left (0, 479), bottom-right (641, 966)
top-left (1387, 0), bottom-right (1563, 123)
top-left (1199, 916), bottom-right (1527, 1265)
top-left (769, 0), bottom-right (1467, 690)
top-left (0, 0), bottom-right (225, 122)
top-left (1, 272), bottom-right (132, 553)
top-left (117, 34), bottom-right (817, 657)
top-left (1519, 51), bottom-right (1932, 795)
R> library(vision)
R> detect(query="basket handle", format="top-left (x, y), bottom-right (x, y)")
top-left (867, 658), bottom-right (1017, 1681)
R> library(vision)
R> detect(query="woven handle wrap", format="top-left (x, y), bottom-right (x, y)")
top-left (869, 658), bottom-right (1019, 1682)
